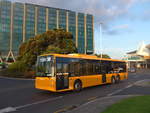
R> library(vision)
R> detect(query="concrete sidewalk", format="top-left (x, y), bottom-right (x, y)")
top-left (66, 95), bottom-right (136, 113)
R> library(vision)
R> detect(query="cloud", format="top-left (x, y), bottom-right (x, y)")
top-left (113, 24), bottom-right (129, 29)
top-left (140, 0), bottom-right (150, 2)
top-left (104, 24), bottom-right (133, 35)
top-left (142, 10), bottom-right (150, 21)
top-left (95, 47), bottom-right (126, 59)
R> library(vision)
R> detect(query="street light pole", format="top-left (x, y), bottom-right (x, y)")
top-left (100, 23), bottom-right (103, 58)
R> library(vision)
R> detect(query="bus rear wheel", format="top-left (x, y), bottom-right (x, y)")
top-left (74, 80), bottom-right (82, 91)
top-left (111, 76), bottom-right (116, 84)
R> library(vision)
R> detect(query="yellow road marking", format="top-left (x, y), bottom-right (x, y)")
top-left (87, 96), bottom-right (98, 101)
top-left (54, 106), bottom-right (77, 113)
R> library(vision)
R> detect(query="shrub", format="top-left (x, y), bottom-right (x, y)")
top-left (8, 61), bottom-right (28, 72)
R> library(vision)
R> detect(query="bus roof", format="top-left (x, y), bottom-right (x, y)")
top-left (40, 53), bottom-right (126, 62)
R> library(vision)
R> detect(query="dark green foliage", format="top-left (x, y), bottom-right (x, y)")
top-left (95, 54), bottom-right (111, 59)
top-left (12, 29), bottom-right (77, 72)
top-left (8, 61), bottom-right (28, 72)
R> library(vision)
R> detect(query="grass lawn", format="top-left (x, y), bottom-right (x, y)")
top-left (102, 96), bottom-right (150, 113)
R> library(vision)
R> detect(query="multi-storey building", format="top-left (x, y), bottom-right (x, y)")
top-left (0, 0), bottom-right (94, 61)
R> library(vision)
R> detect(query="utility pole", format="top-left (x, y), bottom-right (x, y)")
top-left (100, 23), bottom-right (103, 58)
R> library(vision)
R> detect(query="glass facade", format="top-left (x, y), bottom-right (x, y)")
top-left (48, 8), bottom-right (57, 30)
top-left (0, 0), bottom-right (11, 55)
top-left (12, 3), bottom-right (24, 55)
top-left (78, 13), bottom-right (85, 53)
top-left (0, 0), bottom-right (94, 58)
top-left (86, 14), bottom-right (93, 54)
top-left (68, 11), bottom-right (76, 42)
top-left (25, 4), bottom-right (35, 40)
top-left (58, 9), bottom-right (66, 30)
top-left (37, 6), bottom-right (46, 34)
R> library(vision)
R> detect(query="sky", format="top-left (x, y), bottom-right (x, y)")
top-left (13, 0), bottom-right (150, 59)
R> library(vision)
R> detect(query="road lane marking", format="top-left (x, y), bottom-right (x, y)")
top-left (87, 96), bottom-right (98, 101)
top-left (0, 96), bottom-right (63, 113)
top-left (54, 105), bottom-right (77, 113)
top-left (0, 107), bottom-right (16, 113)
top-left (134, 79), bottom-right (146, 84)
top-left (107, 89), bottom-right (124, 97)
top-left (125, 84), bottom-right (133, 88)
top-left (107, 84), bottom-right (133, 96)
top-left (107, 79), bottom-right (147, 96)
top-left (15, 96), bottom-right (63, 109)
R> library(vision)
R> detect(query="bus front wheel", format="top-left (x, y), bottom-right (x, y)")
top-left (74, 80), bottom-right (82, 91)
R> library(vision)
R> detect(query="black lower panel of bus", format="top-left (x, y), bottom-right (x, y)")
top-left (102, 74), bottom-right (106, 83)
top-left (56, 75), bottom-right (69, 90)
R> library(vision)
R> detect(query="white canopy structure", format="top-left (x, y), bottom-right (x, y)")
top-left (125, 42), bottom-right (150, 69)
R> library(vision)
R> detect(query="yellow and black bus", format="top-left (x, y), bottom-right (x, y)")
top-left (35, 54), bottom-right (128, 92)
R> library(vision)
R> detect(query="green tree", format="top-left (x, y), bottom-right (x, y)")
top-left (95, 54), bottom-right (111, 59)
top-left (15, 29), bottom-right (77, 71)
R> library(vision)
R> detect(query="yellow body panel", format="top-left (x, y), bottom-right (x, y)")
top-left (35, 77), bottom-right (56, 92)
top-left (35, 72), bottom-right (128, 92)
top-left (69, 75), bottom-right (102, 89)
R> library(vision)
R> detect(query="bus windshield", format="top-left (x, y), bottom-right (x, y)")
top-left (36, 56), bottom-right (54, 77)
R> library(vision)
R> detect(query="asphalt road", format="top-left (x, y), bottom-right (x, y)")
top-left (0, 69), bottom-right (150, 113)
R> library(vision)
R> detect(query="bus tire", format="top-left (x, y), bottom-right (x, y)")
top-left (116, 75), bottom-right (120, 83)
top-left (111, 76), bottom-right (116, 84)
top-left (74, 80), bottom-right (82, 91)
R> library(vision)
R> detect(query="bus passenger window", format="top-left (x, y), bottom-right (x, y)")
top-left (68, 63), bottom-right (75, 77)
top-left (95, 63), bottom-right (100, 74)
top-left (100, 61), bottom-right (107, 74)
top-left (57, 63), bottom-right (62, 73)
top-left (63, 63), bottom-right (69, 73)
top-left (74, 63), bottom-right (80, 76)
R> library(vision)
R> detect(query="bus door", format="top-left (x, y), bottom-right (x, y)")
top-left (102, 74), bottom-right (106, 83)
top-left (101, 60), bottom-right (107, 83)
top-left (56, 62), bottom-right (69, 90)
top-left (56, 74), bottom-right (69, 90)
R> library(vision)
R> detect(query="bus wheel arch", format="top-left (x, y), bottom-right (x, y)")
top-left (74, 79), bottom-right (82, 91)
